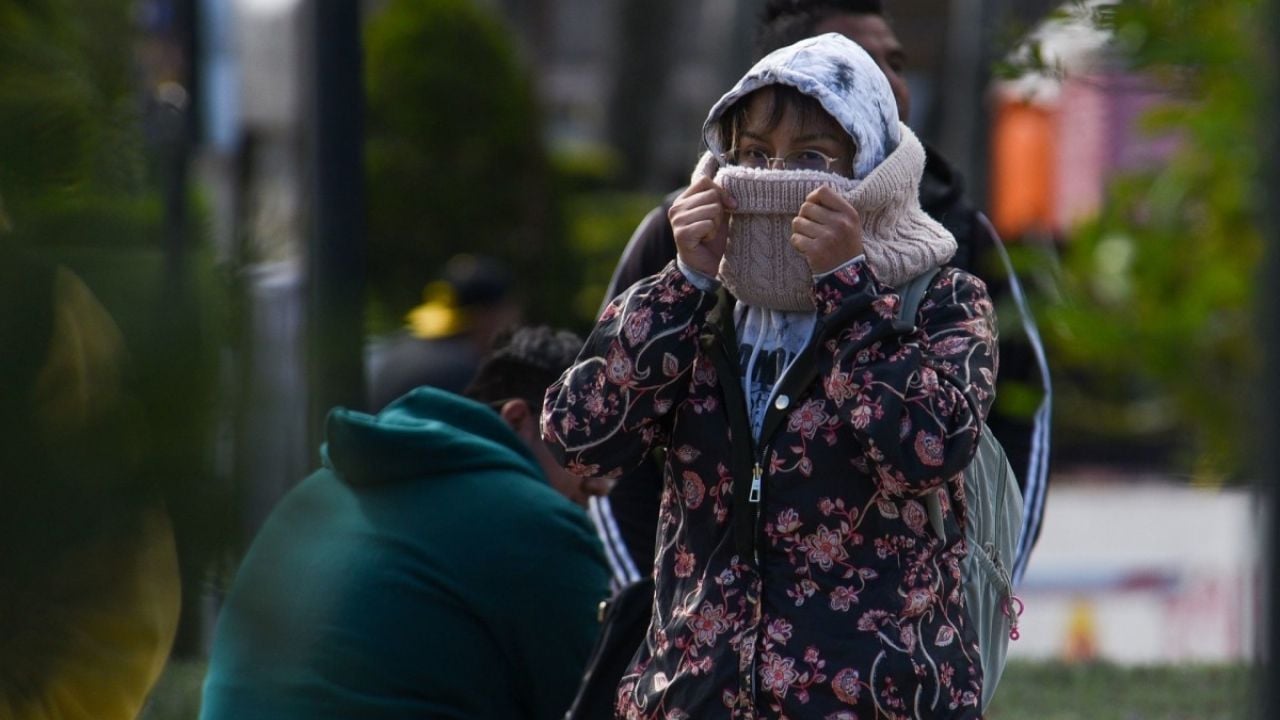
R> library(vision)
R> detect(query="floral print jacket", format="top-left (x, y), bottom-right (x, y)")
top-left (543, 259), bottom-right (997, 720)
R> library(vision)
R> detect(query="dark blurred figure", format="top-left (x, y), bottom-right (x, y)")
top-left (593, 0), bottom-right (1052, 591)
top-left (0, 223), bottom-right (180, 719)
top-left (200, 326), bottom-right (611, 720)
top-left (365, 254), bottom-right (521, 411)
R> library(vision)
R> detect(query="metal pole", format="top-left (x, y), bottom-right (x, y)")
top-left (608, 0), bottom-right (678, 189)
top-left (307, 0), bottom-right (366, 443)
top-left (163, 0), bottom-right (200, 302)
top-left (1261, 0), bottom-right (1280, 712)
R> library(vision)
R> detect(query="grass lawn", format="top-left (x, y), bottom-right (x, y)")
top-left (143, 659), bottom-right (1251, 720)
top-left (987, 661), bottom-right (1251, 719)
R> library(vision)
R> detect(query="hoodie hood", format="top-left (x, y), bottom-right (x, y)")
top-left (702, 33), bottom-right (901, 180)
top-left (322, 386), bottom-right (543, 488)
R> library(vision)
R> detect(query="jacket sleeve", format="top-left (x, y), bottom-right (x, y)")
top-left (813, 261), bottom-right (998, 496)
top-left (544, 261), bottom-right (718, 480)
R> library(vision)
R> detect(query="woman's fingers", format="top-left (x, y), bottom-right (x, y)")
top-left (680, 219), bottom-right (718, 246)
top-left (790, 215), bottom-right (825, 240)
top-left (671, 177), bottom-right (735, 250)
top-left (673, 177), bottom-right (734, 211)
top-left (672, 209), bottom-right (723, 251)
top-left (715, 182), bottom-right (738, 211)
top-left (791, 185), bottom-right (864, 274)
top-left (672, 201), bottom-right (724, 229)
top-left (805, 184), bottom-right (856, 214)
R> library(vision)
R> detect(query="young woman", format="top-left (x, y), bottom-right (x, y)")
top-left (544, 34), bottom-right (996, 719)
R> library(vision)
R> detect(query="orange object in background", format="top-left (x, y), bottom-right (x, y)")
top-left (1063, 597), bottom-right (1100, 663)
top-left (990, 99), bottom-right (1057, 241)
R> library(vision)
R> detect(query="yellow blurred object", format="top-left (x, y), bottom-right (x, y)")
top-left (0, 511), bottom-right (182, 720)
top-left (32, 268), bottom-right (127, 435)
top-left (405, 280), bottom-right (471, 339)
top-left (0, 263), bottom-right (182, 720)
top-left (1063, 597), bottom-right (1099, 662)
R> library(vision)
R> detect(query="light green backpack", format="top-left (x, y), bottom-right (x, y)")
top-left (895, 268), bottom-right (1025, 711)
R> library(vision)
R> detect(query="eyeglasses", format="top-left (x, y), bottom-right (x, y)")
top-left (723, 147), bottom-right (843, 173)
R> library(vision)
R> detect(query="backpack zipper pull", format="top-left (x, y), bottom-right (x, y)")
top-left (749, 463), bottom-right (762, 503)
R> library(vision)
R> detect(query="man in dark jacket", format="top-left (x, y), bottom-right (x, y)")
top-left (593, 0), bottom-right (1051, 588)
top-left (365, 254), bottom-right (521, 411)
top-left (201, 327), bottom-right (611, 720)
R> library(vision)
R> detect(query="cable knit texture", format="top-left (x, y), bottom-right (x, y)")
top-left (694, 122), bottom-right (957, 310)
top-left (715, 165), bottom-right (857, 311)
top-left (848, 122), bottom-right (957, 286)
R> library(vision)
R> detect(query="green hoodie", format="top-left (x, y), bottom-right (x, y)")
top-left (201, 388), bottom-right (610, 720)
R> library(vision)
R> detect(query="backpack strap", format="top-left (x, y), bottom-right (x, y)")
top-left (892, 267), bottom-right (942, 333)
top-left (892, 267), bottom-right (948, 540)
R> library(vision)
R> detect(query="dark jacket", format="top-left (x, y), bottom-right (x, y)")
top-left (201, 388), bottom-right (611, 720)
top-left (597, 146), bottom-right (1051, 584)
top-left (545, 261), bottom-right (995, 718)
top-left (365, 333), bottom-right (480, 411)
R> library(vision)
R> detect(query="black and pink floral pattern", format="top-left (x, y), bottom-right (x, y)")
top-left (544, 259), bottom-right (997, 719)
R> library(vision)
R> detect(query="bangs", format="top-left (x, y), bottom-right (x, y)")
top-left (718, 85), bottom-right (854, 154)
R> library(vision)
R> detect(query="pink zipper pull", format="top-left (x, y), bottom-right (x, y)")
top-left (1004, 595), bottom-right (1025, 641)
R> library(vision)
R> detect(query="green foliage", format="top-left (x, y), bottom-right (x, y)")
top-left (364, 0), bottom-right (565, 327)
top-left (560, 188), bottom-right (662, 332)
top-left (0, 0), bottom-right (230, 655)
top-left (0, 0), bottom-right (144, 212)
top-left (1034, 0), bottom-right (1263, 478)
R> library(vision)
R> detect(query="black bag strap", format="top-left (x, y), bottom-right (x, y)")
top-left (563, 577), bottom-right (655, 720)
top-left (893, 267), bottom-right (942, 331)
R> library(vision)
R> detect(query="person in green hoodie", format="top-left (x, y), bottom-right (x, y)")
top-left (200, 326), bottom-right (611, 720)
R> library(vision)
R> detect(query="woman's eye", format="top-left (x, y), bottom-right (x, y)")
top-left (790, 150), bottom-right (831, 171)
top-left (739, 148), bottom-right (771, 167)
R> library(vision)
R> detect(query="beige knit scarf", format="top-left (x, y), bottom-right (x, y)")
top-left (697, 123), bottom-right (957, 311)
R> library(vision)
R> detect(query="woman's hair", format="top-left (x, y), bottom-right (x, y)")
top-left (717, 85), bottom-right (857, 162)
top-left (754, 0), bottom-right (885, 57)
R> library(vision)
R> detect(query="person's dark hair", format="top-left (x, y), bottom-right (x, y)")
top-left (463, 325), bottom-right (583, 413)
top-left (441, 253), bottom-right (512, 308)
top-left (754, 0), bottom-right (885, 58)
top-left (717, 85), bottom-right (857, 162)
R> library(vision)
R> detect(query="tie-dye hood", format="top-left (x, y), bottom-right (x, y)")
top-left (702, 33), bottom-right (901, 180)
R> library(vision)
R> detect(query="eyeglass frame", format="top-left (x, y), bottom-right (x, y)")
top-left (718, 146), bottom-right (844, 173)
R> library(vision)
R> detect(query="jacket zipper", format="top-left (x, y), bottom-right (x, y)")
top-left (705, 298), bottom-right (854, 715)
top-left (700, 283), bottom-right (877, 715)
top-left (748, 460), bottom-right (764, 569)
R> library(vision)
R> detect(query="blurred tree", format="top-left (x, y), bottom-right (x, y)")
top-left (1033, 0), bottom-right (1263, 479)
top-left (364, 0), bottom-right (575, 329)
top-left (0, 0), bottom-right (226, 657)
top-left (0, 0), bottom-right (146, 219)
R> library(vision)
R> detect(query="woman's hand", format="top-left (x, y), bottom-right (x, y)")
top-left (791, 185), bottom-right (864, 275)
top-left (669, 176), bottom-right (736, 278)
